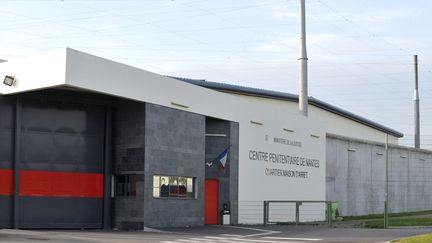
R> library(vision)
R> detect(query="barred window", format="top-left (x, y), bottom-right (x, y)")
top-left (115, 174), bottom-right (137, 197)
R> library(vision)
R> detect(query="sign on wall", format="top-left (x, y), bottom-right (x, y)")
top-left (238, 115), bottom-right (326, 223)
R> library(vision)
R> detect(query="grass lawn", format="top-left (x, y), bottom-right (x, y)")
top-left (343, 210), bottom-right (432, 221)
top-left (365, 218), bottom-right (432, 228)
top-left (395, 234), bottom-right (432, 243)
top-left (338, 210), bottom-right (432, 228)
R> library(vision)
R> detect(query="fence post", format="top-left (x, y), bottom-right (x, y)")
top-left (263, 201), bottom-right (267, 225)
top-left (295, 202), bottom-right (301, 226)
top-left (326, 202), bottom-right (332, 226)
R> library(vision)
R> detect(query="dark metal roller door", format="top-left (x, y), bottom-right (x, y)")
top-left (19, 99), bottom-right (105, 228)
top-left (0, 97), bottom-right (14, 228)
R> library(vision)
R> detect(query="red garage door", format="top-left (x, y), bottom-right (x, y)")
top-left (19, 99), bottom-right (105, 228)
top-left (204, 179), bottom-right (219, 225)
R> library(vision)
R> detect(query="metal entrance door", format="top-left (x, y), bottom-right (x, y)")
top-left (204, 179), bottom-right (219, 225)
top-left (18, 98), bottom-right (105, 228)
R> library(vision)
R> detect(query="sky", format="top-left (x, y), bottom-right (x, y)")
top-left (1, 0), bottom-right (432, 148)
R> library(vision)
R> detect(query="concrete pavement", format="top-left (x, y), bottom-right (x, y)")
top-left (1, 225), bottom-right (431, 243)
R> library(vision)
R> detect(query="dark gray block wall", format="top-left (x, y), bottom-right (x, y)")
top-left (228, 122), bottom-right (239, 224)
top-left (112, 100), bottom-right (146, 229)
top-left (205, 118), bottom-right (239, 224)
top-left (144, 103), bottom-right (206, 228)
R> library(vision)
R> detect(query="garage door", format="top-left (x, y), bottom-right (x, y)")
top-left (0, 97), bottom-right (14, 228)
top-left (18, 98), bottom-right (105, 228)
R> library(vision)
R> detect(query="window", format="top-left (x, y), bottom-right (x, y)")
top-left (153, 175), bottom-right (196, 199)
top-left (115, 174), bottom-right (137, 196)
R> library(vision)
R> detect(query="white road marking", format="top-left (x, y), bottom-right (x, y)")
top-left (219, 226), bottom-right (280, 238)
top-left (205, 236), bottom-right (234, 239)
top-left (144, 227), bottom-right (166, 232)
top-left (176, 239), bottom-right (215, 242)
top-left (233, 239), bottom-right (299, 243)
top-left (164, 240), bottom-right (217, 243)
top-left (188, 238), bottom-right (222, 242)
top-left (223, 226), bottom-right (281, 233)
top-left (163, 227), bottom-right (314, 243)
top-left (239, 232), bottom-right (280, 238)
top-left (263, 237), bottom-right (322, 241)
top-left (167, 236), bottom-right (302, 243)
top-left (176, 238), bottom-right (247, 243)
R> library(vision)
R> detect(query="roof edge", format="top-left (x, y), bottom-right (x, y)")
top-left (172, 77), bottom-right (403, 138)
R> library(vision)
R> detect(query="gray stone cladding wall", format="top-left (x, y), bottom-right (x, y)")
top-left (112, 100), bottom-right (145, 230)
top-left (144, 103), bottom-right (205, 228)
top-left (327, 133), bottom-right (432, 216)
top-left (228, 122), bottom-right (239, 224)
top-left (205, 118), bottom-right (239, 224)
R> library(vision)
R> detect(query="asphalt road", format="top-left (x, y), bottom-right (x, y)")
top-left (1, 225), bottom-right (431, 243)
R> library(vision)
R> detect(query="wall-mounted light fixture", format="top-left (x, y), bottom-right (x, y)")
top-left (205, 133), bottom-right (227, 137)
top-left (3, 75), bottom-right (15, 86)
top-left (250, 120), bottom-right (263, 126)
top-left (283, 128), bottom-right (294, 133)
top-left (170, 102), bottom-right (189, 109)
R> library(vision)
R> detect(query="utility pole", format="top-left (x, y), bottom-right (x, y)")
top-left (299, 0), bottom-right (308, 116)
top-left (414, 55), bottom-right (420, 149)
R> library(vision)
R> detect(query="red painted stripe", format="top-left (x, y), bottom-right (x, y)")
top-left (20, 171), bottom-right (104, 198)
top-left (0, 169), bottom-right (13, 196)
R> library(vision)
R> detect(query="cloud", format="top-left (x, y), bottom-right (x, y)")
top-left (270, 1), bottom-right (413, 32)
top-left (252, 32), bottom-right (337, 54)
top-left (349, 10), bottom-right (413, 24)
top-left (255, 43), bottom-right (289, 52)
top-left (0, 45), bottom-right (44, 61)
top-left (272, 11), bottom-right (298, 21)
top-left (94, 10), bottom-right (118, 17)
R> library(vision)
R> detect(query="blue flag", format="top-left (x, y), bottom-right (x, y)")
top-left (206, 145), bottom-right (231, 169)
top-left (216, 146), bottom-right (230, 169)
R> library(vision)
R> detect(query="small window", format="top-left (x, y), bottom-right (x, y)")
top-left (115, 174), bottom-right (137, 197)
top-left (153, 175), bottom-right (196, 199)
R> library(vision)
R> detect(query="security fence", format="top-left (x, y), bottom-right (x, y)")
top-left (237, 200), bottom-right (335, 226)
top-left (238, 200), bottom-right (432, 228)
top-left (263, 201), bottom-right (334, 225)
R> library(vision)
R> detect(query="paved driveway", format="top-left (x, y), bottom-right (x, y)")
top-left (1, 225), bottom-right (431, 243)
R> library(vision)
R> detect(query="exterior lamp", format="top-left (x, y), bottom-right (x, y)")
top-left (3, 75), bottom-right (15, 86)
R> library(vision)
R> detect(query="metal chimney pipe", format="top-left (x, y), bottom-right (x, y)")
top-left (414, 55), bottom-right (420, 148)
top-left (299, 0), bottom-right (308, 116)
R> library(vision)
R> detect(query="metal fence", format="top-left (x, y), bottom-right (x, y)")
top-left (261, 201), bottom-right (334, 226)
